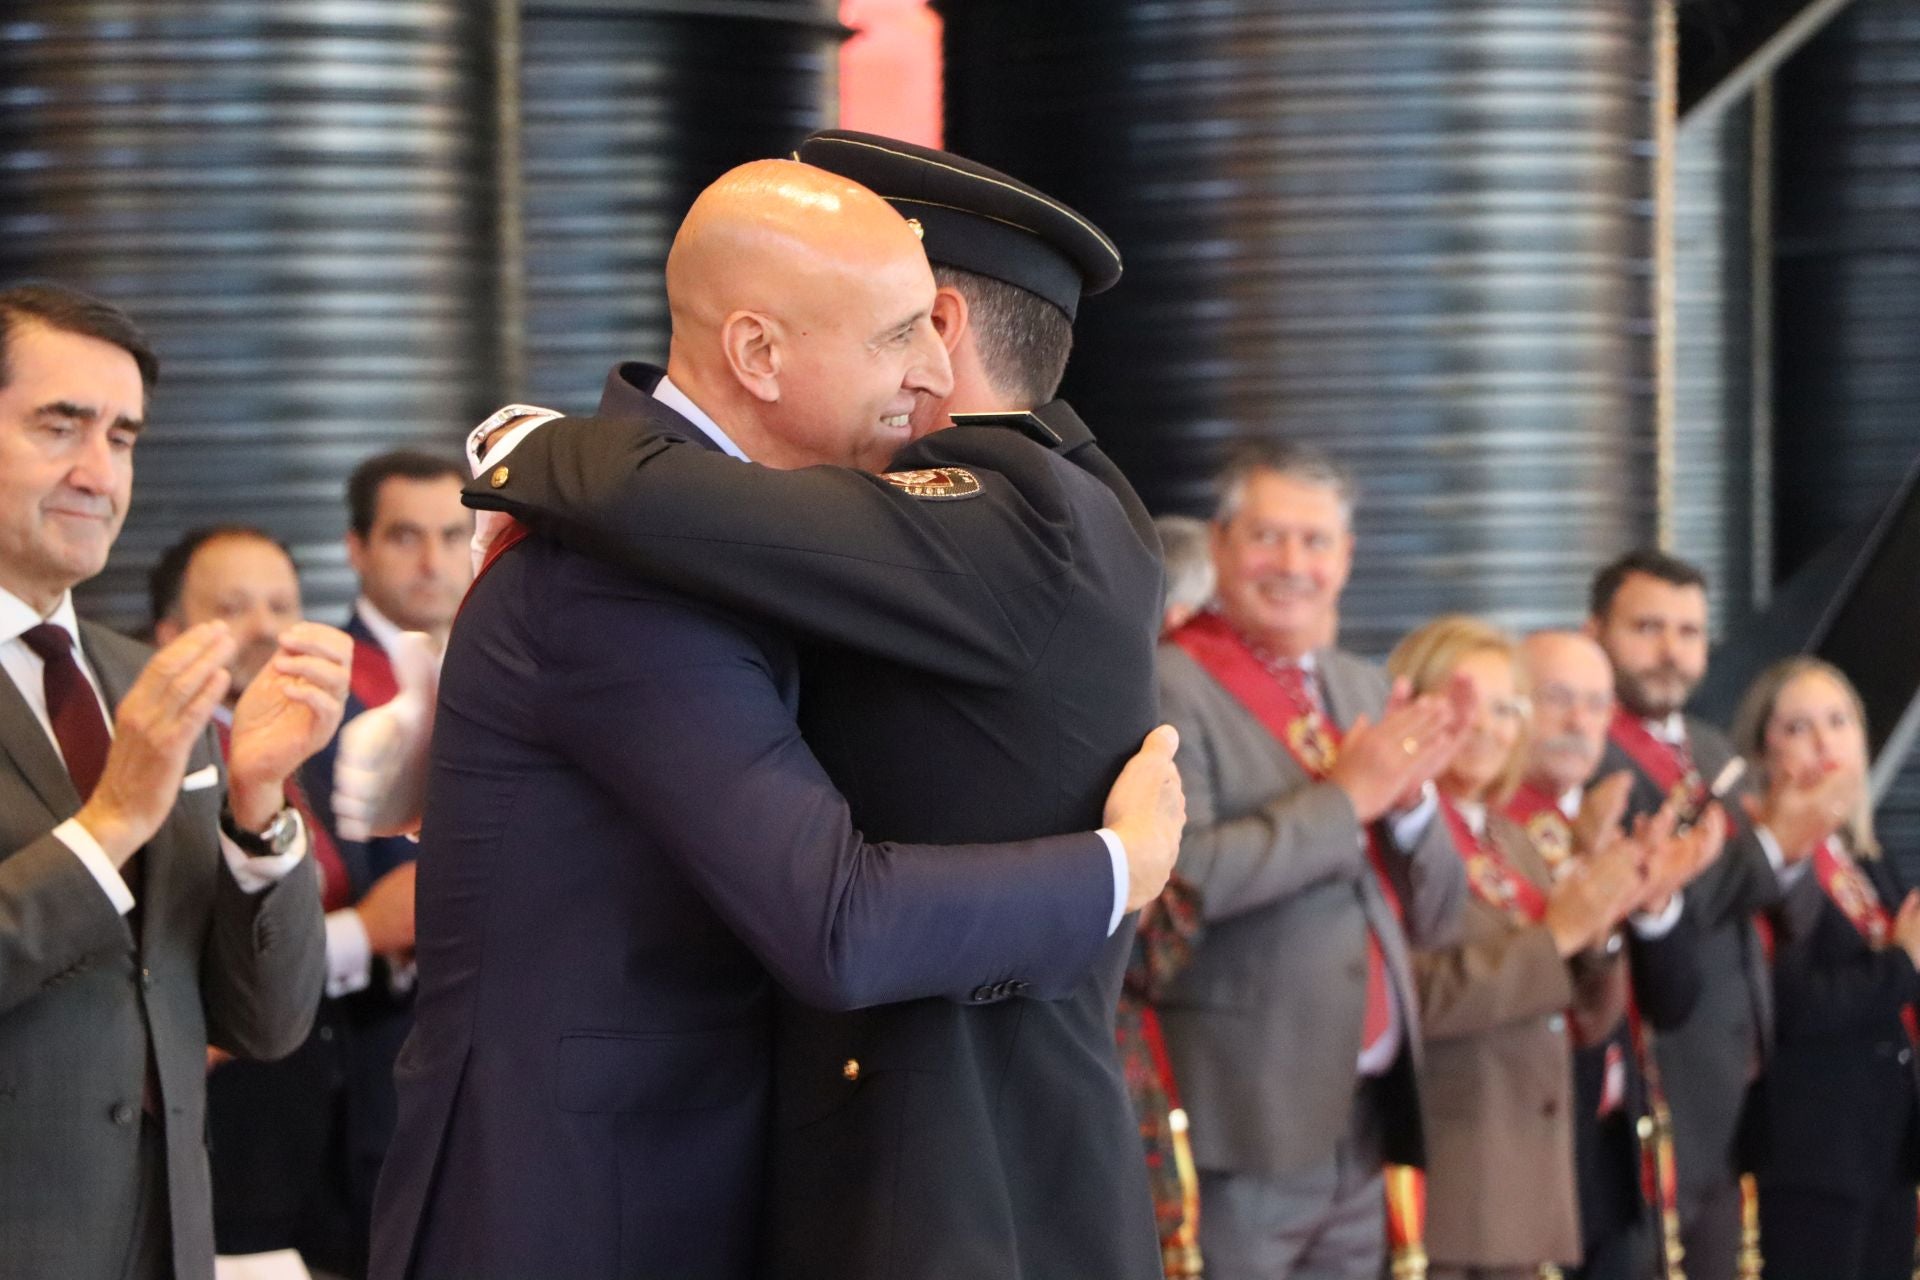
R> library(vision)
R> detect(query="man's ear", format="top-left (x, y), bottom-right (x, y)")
top-left (720, 310), bottom-right (782, 403)
top-left (929, 285), bottom-right (970, 355)
top-left (345, 531), bottom-right (368, 579)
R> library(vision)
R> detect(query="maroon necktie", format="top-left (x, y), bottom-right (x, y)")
top-left (20, 623), bottom-right (111, 798)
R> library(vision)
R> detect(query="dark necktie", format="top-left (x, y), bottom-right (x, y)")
top-left (20, 623), bottom-right (111, 798)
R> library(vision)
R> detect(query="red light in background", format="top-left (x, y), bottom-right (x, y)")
top-left (838, 0), bottom-right (942, 146)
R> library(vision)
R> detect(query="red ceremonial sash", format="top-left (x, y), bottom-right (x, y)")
top-left (1441, 798), bottom-right (1548, 926)
top-left (1171, 611), bottom-right (1405, 1053)
top-left (350, 632), bottom-right (399, 711)
top-left (1607, 707), bottom-right (1704, 808)
top-left (1505, 781), bottom-right (1576, 876)
top-left (1814, 839), bottom-right (1893, 948)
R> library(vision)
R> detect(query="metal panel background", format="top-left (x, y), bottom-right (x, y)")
top-left (940, 0), bottom-right (1660, 657)
top-left (1672, 97), bottom-right (1761, 634)
top-left (1773, 0), bottom-right (1920, 859)
top-left (0, 1), bottom-right (507, 631)
top-left (516, 0), bottom-right (844, 413)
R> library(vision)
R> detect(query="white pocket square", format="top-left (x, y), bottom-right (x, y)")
top-left (181, 764), bottom-right (220, 793)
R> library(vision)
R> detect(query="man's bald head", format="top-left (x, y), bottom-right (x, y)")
top-left (1520, 629), bottom-right (1617, 796)
top-left (662, 160), bottom-right (952, 471)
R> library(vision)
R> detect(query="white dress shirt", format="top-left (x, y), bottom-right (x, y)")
top-left (0, 585), bottom-right (306, 914)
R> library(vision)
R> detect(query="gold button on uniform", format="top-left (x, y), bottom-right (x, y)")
top-left (842, 1059), bottom-right (861, 1081)
top-left (490, 465), bottom-right (510, 489)
top-left (1636, 1116), bottom-right (1655, 1141)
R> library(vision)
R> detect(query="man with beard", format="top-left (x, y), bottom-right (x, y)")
top-left (1586, 551), bottom-right (1846, 1280)
top-left (1512, 629), bottom-right (1718, 1280)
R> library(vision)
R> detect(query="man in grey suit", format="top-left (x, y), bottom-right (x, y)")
top-left (1155, 441), bottom-right (1470, 1280)
top-left (0, 284), bottom-right (340, 1280)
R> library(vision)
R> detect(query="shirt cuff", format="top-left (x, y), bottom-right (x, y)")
top-left (468, 403), bottom-right (563, 477)
top-left (324, 908), bottom-right (374, 998)
top-left (53, 818), bottom-right (135, 915)
top-left (1096, 827), bottom-right (1129, 937)
top-left (1630, 891), bottom-right (1686, 939)
top-left (1754, 824), bottom-right (1813, 887)
top-left (220, 809), bottom-right (309, 895)
top-left (1388, 782), bottom-right (1439, 849)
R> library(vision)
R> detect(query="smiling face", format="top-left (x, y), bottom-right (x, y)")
top-left (1763, 668), bottom-right (1869, 791)
top-left (765, 248), bottom-right (951, 472)
top-left (1591, 572), bottom-right (1710, 720)
top-left (0, 322), bottom-right (144, 612)
top-left (157, 533), bottom-right (302, 699)
top-left (1210, 469), bottom-right (1352, 660)
top-left (1441, 646), bottom-right (1528, 803)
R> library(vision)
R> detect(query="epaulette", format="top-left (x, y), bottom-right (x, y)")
top-left (949, 410), bottom-right (1065, 449)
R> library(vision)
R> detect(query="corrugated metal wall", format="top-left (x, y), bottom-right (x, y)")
top-left (0, 2), bottom-right (508, 628)
top-left (1773, 0), bottom-right (1920, 858)
top-left (517, 0), bottom-right (843, 412)
top-left (1671, 98), bottom-right (1761, 636)
top-left (940, 0), bottom-right (1661, 657)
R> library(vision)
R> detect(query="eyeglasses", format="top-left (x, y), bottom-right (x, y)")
top-left (1532, 683), bottom-right (1612, 717)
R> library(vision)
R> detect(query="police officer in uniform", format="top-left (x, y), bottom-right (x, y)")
top-left (466, 135), bottom-right (1168, 1280)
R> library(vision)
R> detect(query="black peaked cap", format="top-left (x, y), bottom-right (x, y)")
top-left (797, 129), bottom-right (1122, 320)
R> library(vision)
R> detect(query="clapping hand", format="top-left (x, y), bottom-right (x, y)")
top-left (228, 623), bottom-right (352, 827)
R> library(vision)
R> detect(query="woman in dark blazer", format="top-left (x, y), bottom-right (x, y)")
top-left (1733, 657), bottom-right (1920, 1280)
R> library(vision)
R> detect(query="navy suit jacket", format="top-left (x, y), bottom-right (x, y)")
top-left (368, 396), bottom-right (1116, 1280)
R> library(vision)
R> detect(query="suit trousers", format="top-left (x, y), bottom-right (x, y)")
top-left (1758, 1183), bottom-right (1917, 1280)
top-left (1566, 1219), bottom-right (1656, 1280)
top-left (122, 1116), bottom-right (174, 1280)
top-left (1675, 1179), bottom-right (1743, 1280)
top-left (1197, 1079), bottom-right (1386, 1280)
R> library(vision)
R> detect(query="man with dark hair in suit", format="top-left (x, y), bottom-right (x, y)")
top-left (1585, 549), bottom-right (1842, 1280)
top-left (0, 282), bottom-right (340, 1279)
top-left (369, 159), bottom-right (1186, 1280)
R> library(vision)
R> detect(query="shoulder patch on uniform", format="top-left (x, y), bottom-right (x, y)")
top-left (881, 467), bottom-right (984, 500)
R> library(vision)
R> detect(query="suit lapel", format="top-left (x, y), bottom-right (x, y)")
top-left (1318, 651), bottom-right (1363, 734)
top-left (0, 660), bottom-right (79, 817)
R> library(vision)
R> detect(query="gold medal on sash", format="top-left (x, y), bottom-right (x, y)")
top-left (1526, 811), bottom-right (1573, 872)
top-left (1668, 772), bottom-right (1702, 811)
top-left (1287, 713), bottom-right (1337, 775)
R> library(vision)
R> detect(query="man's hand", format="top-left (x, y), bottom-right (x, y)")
top-left (1744, 763), bottom-right (1860, 864)
top-left (1573, 770), bottom-right (1633, 857)
top-left (1328, 693), bottom-right (1456, 824)
top-left (354, 861), bottom-right (419, 959)
top-left (1636, 801), bottom-right (1726, 917)
top-left (1105, 725), bottom-right (1187, 913)
top-left (228, 623), bottom-right (353, 828)
top-left (333, 630), bottom-right (441, 840)
top-left (1547, 843), bottom-right (1643, 958)
top-left (75, 622), bottom-right (236, 866)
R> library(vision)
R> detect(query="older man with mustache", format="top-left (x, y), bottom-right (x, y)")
top-left (1512, 629), bottom-right (1724, 1280)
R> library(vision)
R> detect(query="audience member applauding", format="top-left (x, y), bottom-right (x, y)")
top-left (1390, 616), bottom-right (1644, 1280)
top-left (1732, 658), bottom-right (1920, 1280)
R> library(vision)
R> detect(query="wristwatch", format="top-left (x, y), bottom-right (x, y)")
top-left (220, 802), bottom-right (302, 858)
